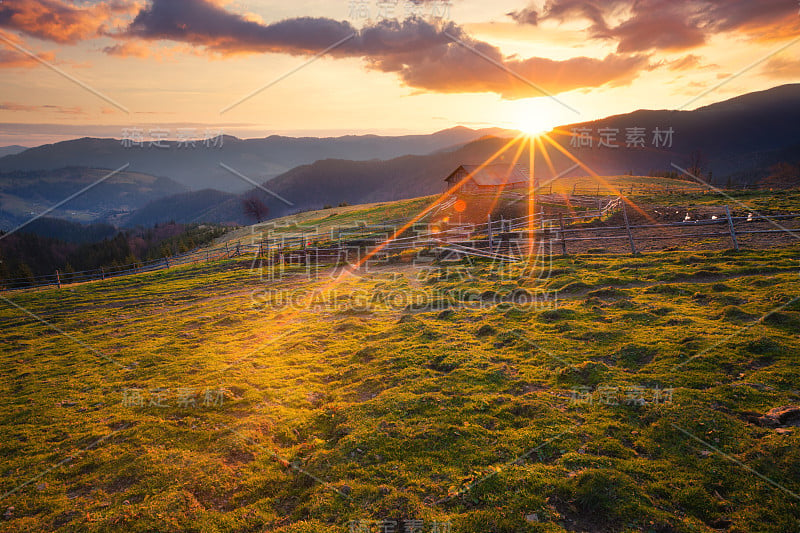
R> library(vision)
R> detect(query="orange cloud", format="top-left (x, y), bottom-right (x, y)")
top-left (370, 43), bottom-right (648, 99)
top-left (0, 48), bottom-right (56, 68)
top-left (667, 54), bottom-right (701, 71)
top-left (0, 101), bottom-right (84, 114)
top-left (103, 40), bottom-right (152, 58)
top-left (0, 0), bottom-right (140, 44)
top-left (762, 56), bottom-right (800, 79)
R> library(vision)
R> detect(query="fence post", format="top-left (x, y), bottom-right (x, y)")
top-left (621, 200), bottom-right (637, 255)
top-left (558, 213), bottom-right (567, 255)
top-left (725, 205), bottom-right (739, 251)
top-left (487, 214), bottom-right (493, 251)
top-left (100, 267), bottom-right (105, 280)
top-left (55, 270), bottom-right (61, 289)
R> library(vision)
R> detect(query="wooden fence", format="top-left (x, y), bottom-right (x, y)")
top-left (537, 184), bottom-right (706, 197)
top-left (4, 198), bottom-right (799, 291)
top-left (1, 241), bottom-right (245, 291)
top-left (250, 201), bottom-right (800, 266)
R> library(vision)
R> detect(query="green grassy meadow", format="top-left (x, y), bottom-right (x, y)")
top-left (1, 190), bottom-right (800, 532)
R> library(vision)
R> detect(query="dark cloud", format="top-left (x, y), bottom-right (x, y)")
top-left (507, 6), bottom-right (538, 25)
top-left (703, 0), bottom-right (799, 36)
top-left (508, 0), bottom-right (799, 51)
top-left (610, 3), bottom-right (706, 53)
top-left (120, 0), bottom-right (648, 99)
top-left (538, 0), bottom-right (612, 34)
top-left (128, 0), bottom-right (358, 55)
top-left (126, 1), bottom-right (457, 57)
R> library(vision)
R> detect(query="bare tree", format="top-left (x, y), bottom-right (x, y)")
top-left (242, 194), bottom-right (268, 223)
top-left (687, 149), bottom-right (706, 180)
top-left (759, 162), bottom-right (800, 189)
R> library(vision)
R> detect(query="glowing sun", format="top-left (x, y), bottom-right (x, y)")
top-left (512, 118), bottom-right (551, 136)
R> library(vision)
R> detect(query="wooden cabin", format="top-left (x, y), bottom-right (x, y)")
top-left (444, 164), bottom-right (531, 193)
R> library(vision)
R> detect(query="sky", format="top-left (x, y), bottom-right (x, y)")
top-left (0, 0), bottom-right (798, 146)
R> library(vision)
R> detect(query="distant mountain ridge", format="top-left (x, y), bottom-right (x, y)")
top-left (0, 145), bottom-right (28, 158)
top-left (238, 136), bottom-right (525, 220)
top-left (0, 127), bottom-right (509, 193)
top-left (237, 84), bottom-right (800, 219)
top-left (0, 167), bottom-right (186, 231)
top-left (2, 85), bottom-right (798, 230)
top-left (546, 83), bottom-right (800, 180)
top-left (119, 189), bottom-right (240, 228)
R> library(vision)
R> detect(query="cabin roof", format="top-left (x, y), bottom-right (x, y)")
top-left (444, 164), bottom-right (529, 186)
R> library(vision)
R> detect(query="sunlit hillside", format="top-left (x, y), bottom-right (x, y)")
top-left (2, 185), bottom-right (799, 531)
